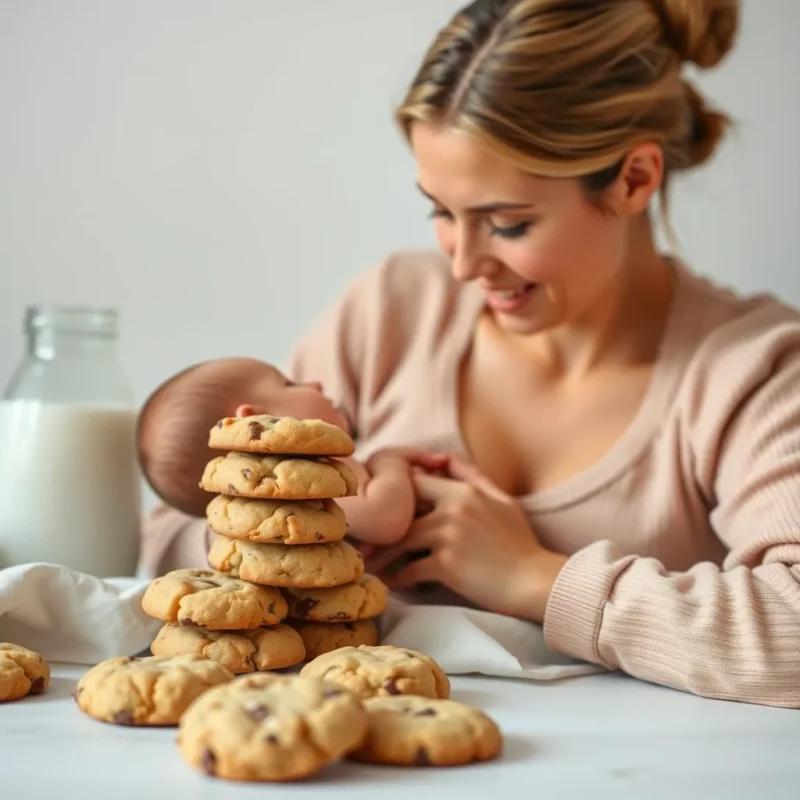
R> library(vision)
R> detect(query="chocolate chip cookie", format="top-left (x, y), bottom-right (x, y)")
top-left (350, 696), bottom-right (503, 766)
top-left (290, 619), bottom-right (380, 660)
top-left (209, 415), bottom-right (354, 457)
top-left (0, 643), bottom-right (50, 702)
top-left (301, 645), bottom-right (450, 701)
top-left (75, 654), bottom-right (233, 726)
top-left (283, 573), bottom-right (388, 622)
top-left (200, 452), bottom-right (358, 500)
top-left (208, 535), bottom-right (364, 588)
top-left (141, 568), bottom-right (287, 630)
top-left (177, 673), bottom-right (368, 781)
top-left (151, 622), bottom-right (306, 674)
top-left (206, 495), bottom-right (347, 545)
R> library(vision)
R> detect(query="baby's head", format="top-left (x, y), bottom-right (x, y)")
top-left (137, 357), bottom-right (349, 516)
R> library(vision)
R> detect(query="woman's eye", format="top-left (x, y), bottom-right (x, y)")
top-left (428, 208), bottom-right (453, 220)
top-left (489, 221), bottom-right (532, 239)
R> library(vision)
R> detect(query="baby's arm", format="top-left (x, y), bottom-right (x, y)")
top-left (339, 450), bottom-right (448, 546)
top-left (338, 454), bottom-right (417, 546)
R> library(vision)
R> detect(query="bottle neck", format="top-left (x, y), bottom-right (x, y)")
top-left (28, 328), bottom-right (118, 361)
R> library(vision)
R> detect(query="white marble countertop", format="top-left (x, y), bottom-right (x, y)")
top-left (4, 664), bottom-right (798, 800)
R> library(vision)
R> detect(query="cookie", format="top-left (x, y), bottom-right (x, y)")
top-left (209, 415), bottom-right (354, 457)
top-left (283, 573), bottom-right (388, 622)
top-left (208, 535), bottom-right (364, 588)
top-left (177, 673), bottom-right (368, 781)
top-left (0, 643), bottom-right (50, 702)
top-left (200, 452), bottom-right (359, 500)
top-left (75, 655), bottom-right (233, 726)
top-left (350, 696), bottom-right (503, 766)
top-left (301, 645), bottom-right (450, 700)
top-left (206, 495), bottom-right (347, 545)
top-left (141, 568), bottom-right (287, 630)
top-left (291, 619), bottom-right (380, 660)
top-left (151, 622), bottom-right (306, 674)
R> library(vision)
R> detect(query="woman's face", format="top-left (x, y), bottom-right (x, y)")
top-left (410, 123), bottom-right (635, 337)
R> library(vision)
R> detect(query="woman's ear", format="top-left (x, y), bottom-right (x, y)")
top-left (604, 143), bottom-right (664, 216)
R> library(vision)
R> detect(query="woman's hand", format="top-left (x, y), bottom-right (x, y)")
top-left (367, 455), bottom-right (568, 621)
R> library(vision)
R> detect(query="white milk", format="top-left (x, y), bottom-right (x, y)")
top-left (0, 400), bottom-right (141, 577)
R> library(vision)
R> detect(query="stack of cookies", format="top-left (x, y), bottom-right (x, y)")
top-left (148, 414), bottom-right (388, 671)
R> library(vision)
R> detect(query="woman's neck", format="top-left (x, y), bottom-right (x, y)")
top-left (495, 220), bottom-right (674, 382)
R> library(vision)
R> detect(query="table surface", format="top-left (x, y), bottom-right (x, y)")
top-left (4, 664), bottom-right (798, 800)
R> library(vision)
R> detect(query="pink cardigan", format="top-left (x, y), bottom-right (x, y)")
top-left (142, 250), bottom-right (800, 708)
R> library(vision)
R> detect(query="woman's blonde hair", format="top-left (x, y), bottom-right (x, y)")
top-left (396, 0), bottom-right (739, 203)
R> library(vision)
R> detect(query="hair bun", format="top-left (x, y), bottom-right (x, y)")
top-left (652, 0), bottom-right (739, 68)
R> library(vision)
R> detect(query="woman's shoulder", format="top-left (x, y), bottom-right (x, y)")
top-left (674, 263), bottom-right (800, 448)
top-left (338, 248), bottom-right (481, 344)
top-left (354, 248), bottom-right (465, 305)
top-left (678, 264), bottom-right (800, 372)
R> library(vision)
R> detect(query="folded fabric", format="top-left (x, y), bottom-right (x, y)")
top-left (380, 596), bottom-right (604, 681)
top-left (0, 562), bottom-right (602, 680)
top-left (0, 563), bottom-right (159, 664)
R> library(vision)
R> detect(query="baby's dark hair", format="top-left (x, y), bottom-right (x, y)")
top-left (137, 358), bottom-right (275, 516)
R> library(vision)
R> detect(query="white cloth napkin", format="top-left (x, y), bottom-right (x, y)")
top-left (0, 563), bottom-right (160, 664)
top-left (380, 595), bottom-right (603, 681)
top-left (0, 563), bottom-right (602, 680)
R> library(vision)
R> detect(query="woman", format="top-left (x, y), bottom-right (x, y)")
top-left (145, 0), bottom-right (800, 708)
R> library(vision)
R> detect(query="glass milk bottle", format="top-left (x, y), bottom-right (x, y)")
top-left (0, 306), bottom-right (140, 577)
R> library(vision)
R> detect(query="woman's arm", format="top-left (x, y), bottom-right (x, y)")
top-left (544, 313), bottom-right (800, 708)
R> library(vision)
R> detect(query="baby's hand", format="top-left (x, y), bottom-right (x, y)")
top-left (339, 448), bottom-right (448, 548)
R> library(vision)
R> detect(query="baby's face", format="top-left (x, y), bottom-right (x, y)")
top-left (245, 369), bottom-right (351, 433)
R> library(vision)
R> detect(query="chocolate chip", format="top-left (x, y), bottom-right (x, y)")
top-left (29, 676), bottom-right (45, 694)
top-left (314, 533), bottom-right (325, 541)
top-left (327, 611), bottom-right (350, 621)
top-left (216, 420), bottom-right (224, 429)
top-left (202, 748), bottom-right (217, 775)
top-left (414, 708), bottom-right (437, 717)
top-left (324, 688), bottom-right (343, 698)
top-left (246, 704), bottom-right (270, 721)
top-left (268, 417), bottom-right (279, 424)
top-left (113, 710), bottom-right (134, 725)
top-left (265, 734), bottom-right (279, 744)
top-left (294, 597), bottom-right (319, 617)
top-left (241, 468), bottom-right (252, 480)
top-left (180, 618), bottom-right (195, 626)
top-left (268, 601), bottom-right (276, 614)
top-left (384, 679), bottom-right (400, 695)
top-left (415, 746), bottom-right (431, 766)
top-left (249, 421), bottom-right (266, 440)
top-left (227, 484), bottom-right (237, 494)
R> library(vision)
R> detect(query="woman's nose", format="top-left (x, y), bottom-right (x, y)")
top-left (449, 228), bottom-right (491, 283)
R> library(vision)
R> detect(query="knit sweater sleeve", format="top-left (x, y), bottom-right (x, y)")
top-left (543, 302), bottom-right (800, 708)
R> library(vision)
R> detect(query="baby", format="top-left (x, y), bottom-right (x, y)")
top-left (137, 357), bottom-right (441, 559)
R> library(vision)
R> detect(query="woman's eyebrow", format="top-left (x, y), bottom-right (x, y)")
top-left (416, 182), bottom-right (535, 213)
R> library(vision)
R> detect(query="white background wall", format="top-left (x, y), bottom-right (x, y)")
top-left (1, 0), bottom-right (798, 403)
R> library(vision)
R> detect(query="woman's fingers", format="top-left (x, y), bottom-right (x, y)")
top-left (366, 447), bottom-right (449, 473)
top-left (383, 554), bottom-right (441, 591)
top-left (365, 514), bottom-right (441, 573)
top-left (440, 454), bottom-right (507, 500)
top-left (412, 472), bottom-right (469, 504)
